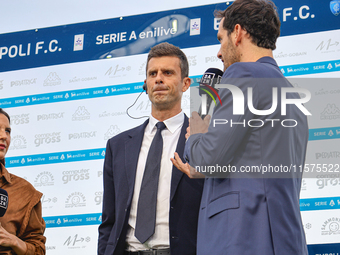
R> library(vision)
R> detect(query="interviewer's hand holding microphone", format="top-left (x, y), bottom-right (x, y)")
top-left (171, 68), bottom-right (222, 178)
top-left (171, 113), bottom-right (210, 178)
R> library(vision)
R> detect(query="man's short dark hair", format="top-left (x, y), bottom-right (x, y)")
top-left (215, 0), bottom-right (280, 50)
top-left (146, 42), bottom-right (189, 79)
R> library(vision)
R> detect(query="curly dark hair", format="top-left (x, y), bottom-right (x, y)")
top-left (215, 0), bottom-right (280, 50)
top-left (146, 42), bottom-right (189, 79)
top-left (0, 108), bottom-right (10, 166)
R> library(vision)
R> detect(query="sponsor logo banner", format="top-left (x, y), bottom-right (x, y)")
top-left (6, 148), bottom-right (106, 167)
top-left (300, 196), bottom-right (340, 211)
top-left (0, 1), bottom-right (339, 72)
top-left (43, 213), bottom-right (101, 228)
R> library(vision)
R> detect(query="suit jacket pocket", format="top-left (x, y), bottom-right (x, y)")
top-left (207, 191), bottom-right (240, 218)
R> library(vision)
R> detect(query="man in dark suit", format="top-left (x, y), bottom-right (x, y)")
top-left (98, 42), bottom-right (203, 255)
top-left (172, 0), bottom-right (309, 254)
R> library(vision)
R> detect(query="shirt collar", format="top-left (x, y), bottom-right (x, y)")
top-left (147, 111), bottom-right (184, 134)
top-left (0, 163), bottom-right (12, 184)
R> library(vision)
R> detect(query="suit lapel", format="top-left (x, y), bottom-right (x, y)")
top-left (125, 119), bottom-right (149, 203)
top-left (170, 115), bottom-right (188, 201)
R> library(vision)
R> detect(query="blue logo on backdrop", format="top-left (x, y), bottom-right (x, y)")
top-left (330, 0), bottom-right (340, 16)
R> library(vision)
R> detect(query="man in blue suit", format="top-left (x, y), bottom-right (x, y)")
top-left (172, 0), bottom-right (309, 254)
top-left (98, 42), bottom-right (203, 255)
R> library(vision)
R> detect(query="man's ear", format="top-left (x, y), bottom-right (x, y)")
top-left (143, 79), bottom-right (147, 93)
top-left (182, 77), bottom-right (191, 92)
top-left (233, 24), bottom-right (243, 46)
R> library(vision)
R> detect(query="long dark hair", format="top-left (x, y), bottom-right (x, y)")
top-left (0, 108), bottom-right (10, 166)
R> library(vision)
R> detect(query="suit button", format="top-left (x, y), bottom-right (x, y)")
top-left (171, 236), bottom-right (178, 239)
top-left (170, 206), bottom-right (174, 209)
top-left (125, 208), bottom-right (127, 212)
top-left (117, 238), bottom-right (119, 240)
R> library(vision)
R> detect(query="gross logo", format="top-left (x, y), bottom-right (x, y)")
top-left (43, 72), bottom-right (61, 86)
top-left (104, 125), bottom-right (121, 140)
top-left (187, 56), bottom-right (197, 67)
top-left (316, 174), bottom-right (340, 189)
top-left (321, 217), bottom-right (340, 235)
top-left (62, 169), bottom-right (90, 184)
top-left (72, 106), bottom-right (90, 121)
top-left (11, 114), bottom-right (29, 125)
top-left (34, 132), bottom-right (61, 147)
top-left (37, 112), bottom-right (64, 121)
top-left (65, 192), bottom-right (86, 208)
top-left (0, 80), bottom-right (3, 90)
top-left (320, 104), bottom-right (340, 120)
top-left (34, 171), bottom-right (54, 187)
top-left (69, 131), bottom-right (96, 140)
top-left (95, 191), bottom-right (103, 205)
top-left (64, 234), bottom-right (90, 247)
top-left (10, 135), bottom-right (27, 150)
top-left (330, 0), bottom-right (340, 16)
top-left (11, 78), bottom-right (37, 87)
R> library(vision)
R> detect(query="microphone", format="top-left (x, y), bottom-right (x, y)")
top-left (0, 188), bottom-right (8, 217)
top-left (198, 68), bottom-right (223, 118)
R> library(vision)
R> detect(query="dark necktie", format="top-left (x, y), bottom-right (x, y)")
top-left (135, 122), bottom-right (167, 244)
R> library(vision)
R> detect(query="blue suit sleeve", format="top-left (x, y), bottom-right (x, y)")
top-left (185, 65), bottom-right (257, 177)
